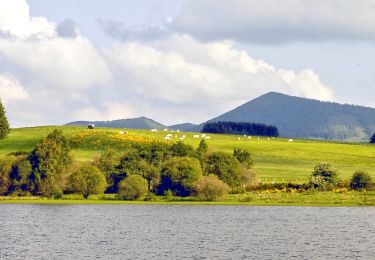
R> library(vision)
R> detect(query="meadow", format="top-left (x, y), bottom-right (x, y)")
top-left (1, 125), bottom-right (375, 182)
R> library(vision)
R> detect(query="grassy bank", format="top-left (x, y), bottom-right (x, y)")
top-left (1, 191), bottom-right (374, 206)
top-left (1, 126), bottom-right (375, 182)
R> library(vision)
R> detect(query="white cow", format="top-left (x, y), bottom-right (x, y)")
top-left (119, 131), bottom-right (125, 135)
top-left (151, 129), bottom-right (158, 132)
top-left (248, 136), bottom-right (252, 139)
top-left (204, 136), bottom-right (211, 140)
top-left (201, 134), bottom-right (207, 138)
top-left (176, 129), bottom-right (180, 132)
top-left (193, 134), bottom-right (200, 139)
top-left (163, 128), bottom-right (168, 131)
top-left (288, 139), bottom-right (294, 143)
top-left (164, 136), bottom-right (171, 140)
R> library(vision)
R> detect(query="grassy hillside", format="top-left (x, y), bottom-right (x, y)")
top-left (1, 126), bottom-right (375, 181)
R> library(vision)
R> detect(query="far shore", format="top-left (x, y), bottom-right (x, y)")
top-left (1, 191), bottom-right (374, 207)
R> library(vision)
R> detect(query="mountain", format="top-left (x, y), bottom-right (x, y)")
top-left (168, 123), bottom-right (200, 132)
top-left (207, 92), bottom-right (375, 141)
top-left (65, 117), bottom-right (166, 130)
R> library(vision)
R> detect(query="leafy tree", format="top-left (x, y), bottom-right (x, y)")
top-left (118, 175), bottom-right (148, 200)
top-left (28, 129), bottom-right (71, 196)
top-left (195, 175), bottom-right (230, 201)
top-left (203, 152), bottom-right (243, 188)
top-left (370, 133), bottom-right (375, 144)
top-left (196, 139), bottom-right (208, 157)
top-left (0, 157), bottom-right (15, 195)
top-left (350, 170), bottom-right (372, 190)
top-left (9, 157), bottom-right (32, 195)
top-left (94, 150), bottom-right (122, 193)
top-left (170, 141), bottom-right (195, 157)
top-left (309, 162), bottom-right (338, 189)
top-left (69, 165), bottom-right (107, 199)
top-left (158, 157), bottom-right (202, 196)
top-left (0, 99), bottom-right (10, 139)
top-left (233, 148), bottom-right (254, 168)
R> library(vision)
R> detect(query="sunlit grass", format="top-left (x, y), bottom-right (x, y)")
top-left (1, 126), bottom-right (375, 182)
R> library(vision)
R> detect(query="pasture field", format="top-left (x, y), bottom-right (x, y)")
top-left (1, 126), bottom-right (375, 182)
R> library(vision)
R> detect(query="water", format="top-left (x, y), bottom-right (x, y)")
top-left (0, 205), bottom-right (374, 259)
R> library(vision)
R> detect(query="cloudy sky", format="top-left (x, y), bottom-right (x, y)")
top-left (1, 0), bottom-right (375, 127)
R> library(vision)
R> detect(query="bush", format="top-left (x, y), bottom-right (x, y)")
top-left (350, 170), bottom-right (372, 190)
top-left (170, 141), bottom-right (194, 157)
top-left (118, 175), bottom-right (148, 200)
top-left (195, 175), bottom-right (230, 201)
top-left (309, 162), bottom-right (338, 190)
top-left (0, 157), bottom-right (15, 195)
top-left (158, 157), bottom-right (202, 196)
top-left (69, 165), bottom-right (107, 199)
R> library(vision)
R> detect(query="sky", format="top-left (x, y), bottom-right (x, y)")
top-left (0, 0), bottom-right (375, 127)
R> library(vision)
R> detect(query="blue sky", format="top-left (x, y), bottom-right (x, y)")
top-left (1, 0), bottom-right (375, 126)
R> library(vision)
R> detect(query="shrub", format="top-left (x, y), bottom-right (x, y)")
top-left (240, 168), bottom-right (259, 191)
top-left (195, 175), bottom-right (230, 201)
top-left (69, 165), bottom-right (107, 199)
top-left (170, 141), bottom-right (194, 157)
top-left (118, 175), bottom-right (148, 200)
top-left (8, 157), bottom-right (32, 195)
top-left (309, 162), bottom-right (338, 190)
top-left (0, 157), bottom-right (15, 195)
top-left (196, 139), bottom-right (208, 156)
top-left (350, 170), bottom-right (372, 190)
top-left (158, 157), bottom-right (202, 196)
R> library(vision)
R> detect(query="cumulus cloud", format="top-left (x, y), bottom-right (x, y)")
top-left (0, 74), bottom-right (29, 102)
top-left (168, 0), bottom-right (375, 43)
top-left (0, 0), bottom-right (334, 127)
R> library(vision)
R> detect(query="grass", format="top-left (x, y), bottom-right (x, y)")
top-left (1, 191), bottom-right (374, 206)
top-left (1, 126), bottom-right (375, 182)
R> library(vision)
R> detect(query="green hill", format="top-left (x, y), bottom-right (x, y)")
top-left (207, 92), bottom-right (375, 141)
top-left (1, 126), bottom-right (375, 181)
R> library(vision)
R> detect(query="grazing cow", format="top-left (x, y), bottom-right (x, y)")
top-left (87, 124), bottom-right (95, 129)
top-left (267, 138), bottom-right (270, 140)
top-left (176, 129), bottom-right (180, 132)
top-left (201, 134), bottom-right (207, 138)
top-left (193, 134), bottom-right (200, 139)
top-left (151, 129), bottom-right (158, 132)
top-left (163, 128), bottom-right (168, 131)
top-left (205, 136), bottom-right (211, 140)
top-left (119, 131), bottom-right (125, 135)
top-left (164, 136), bottom-right (171, 140)
top-left (288, 139), bottom-right (294, 143)
top-left (248, 136), bottom-right (252, 139)
top-left (166, 134), bottom-right (173, 137)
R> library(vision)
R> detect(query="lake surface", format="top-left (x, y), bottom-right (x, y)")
top-left (0, 205), bottom-right (374, 259)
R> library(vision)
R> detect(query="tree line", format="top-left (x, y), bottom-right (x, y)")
top-left (202, 121), bottom-right (279, 137)
top-left (0, 129), bottom-right (257, 200)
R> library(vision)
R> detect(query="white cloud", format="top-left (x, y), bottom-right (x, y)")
top-left (169, 0), bottom-right (375, 43)
top-left (0, 74), bottom-right (29, 102)
top-left (0, 0), bottom-right (335, 127)
top-left (0, 0), bottom-right (55, 39)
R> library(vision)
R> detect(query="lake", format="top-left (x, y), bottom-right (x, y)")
top-left (0, 205), bottom-right (374, 259)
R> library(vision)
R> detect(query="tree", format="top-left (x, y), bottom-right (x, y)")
top-left (350, 170), bottom-right (372, 190)
top-left (0, 99), bottom-right (10, 139)
top-left (233, 148), bottom-right (254, 168)
top-left (309, 162), bottom-right (338, 189)
top-left (170, 141), bottom-right (194, 157)
top-left (203, 152), bottom-right (243, 188)
top-left (69, 165), bottom-right (107, 199)
top-left (370, 133), bottom-right (375, 144)
top-left (0, 157), bottom-right (15, 195)
top-left (158, 157), bottom-right (202, 196)
top-left (196, 139), bottom-right (208, 157)
top-left (9, 157), bottom-right (32, 195)
top-left (195, 175), bottom-right (230, 201)
top-left (28, 129), bottom-right (71, 196)
top-left (118, 175), bottom-right (148, 200)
